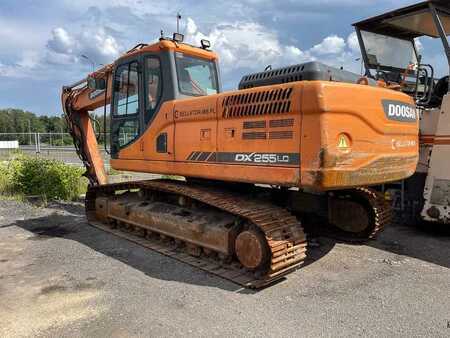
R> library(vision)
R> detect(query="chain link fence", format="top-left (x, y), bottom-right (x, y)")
top-left (0, 132), bottom-right (110, 167)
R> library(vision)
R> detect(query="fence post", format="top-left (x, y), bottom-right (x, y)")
top-left (34, 133), bottom-right (38, 154)
top-left (37, 133), bottom-right (41, 154)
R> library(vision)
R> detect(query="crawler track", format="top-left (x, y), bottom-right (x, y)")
top-left (327, 187), bottom-right (392, 243)
top-left (358, 187), bottom-right (392, 239)
top-left (85, 180), bottom-right (307, 288)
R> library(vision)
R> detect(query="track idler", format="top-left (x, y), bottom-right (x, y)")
top-left (235, 227), bottom-right (271, 271)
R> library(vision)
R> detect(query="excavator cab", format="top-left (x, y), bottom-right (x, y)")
top-left (104, 37), bottom-right (221, 157)
top-left (353, 0), bottom-right (450, 224)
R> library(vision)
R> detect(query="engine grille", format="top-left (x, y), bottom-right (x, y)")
top-left (269, 118), bottom-right (294, 128)
top-left (242, 132), bottom-right (267, 140)
top-left (243, 120), bottom-right (266, 129)
top-left (269, 131), bottom-right (294, 139)
top-left (222, 87), bottom-right (293, 118)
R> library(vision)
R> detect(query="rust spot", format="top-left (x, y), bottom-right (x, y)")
top-left (235, 230), bottom-right (268, 270)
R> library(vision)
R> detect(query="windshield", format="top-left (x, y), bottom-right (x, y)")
top-left (360, 30), bottom-right (418, 70)
top-left (175, 52), bottom-right (218, 96)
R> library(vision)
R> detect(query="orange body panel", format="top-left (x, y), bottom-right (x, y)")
top-left (112, 81), bottom-right (419, 191)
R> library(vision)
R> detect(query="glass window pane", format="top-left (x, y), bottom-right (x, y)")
top-left (118, 120), bottom-right (139, 147)
top-left (115, 65), bottom-right (128, 116)
top-left (361, 30), bottom-right (418, 70)
top-left (176, 53), bottom-right (218, 96)
top-left (145, 57), bottom-right (162, 123)
top-left (127, 62), bottom-right (139, 115)
top-left (114, 62), bottom-right (139, 116)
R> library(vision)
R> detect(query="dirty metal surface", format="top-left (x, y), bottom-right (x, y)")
top-left (86, 180), bottom-right (308, 288)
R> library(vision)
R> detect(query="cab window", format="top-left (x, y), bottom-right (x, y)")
top-left (175, 52), bottom-right (218, 96)
top-left (113, 62), bottom-right (139, 116)
top-left (117, 120), bottom-right (139, 147)
top-left (145, 57), bottom-right (162, 123)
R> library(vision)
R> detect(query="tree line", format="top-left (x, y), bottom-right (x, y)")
top-left (0, 109), bottom-right (109, 146)
top-left (0, 108), bottom-right (67, 134)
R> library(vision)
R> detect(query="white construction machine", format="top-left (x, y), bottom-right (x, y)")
top-left (353, 0), bottom-right (450, 225)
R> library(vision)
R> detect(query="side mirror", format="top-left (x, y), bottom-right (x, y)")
top-left (87, 77), bottom-right (106, 90)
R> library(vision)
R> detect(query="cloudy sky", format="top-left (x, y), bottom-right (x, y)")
top-left (0, 0), bottom-right (446, 115)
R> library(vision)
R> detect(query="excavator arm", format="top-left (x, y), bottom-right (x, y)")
top-left (61, 65), bottom-right (113, 186)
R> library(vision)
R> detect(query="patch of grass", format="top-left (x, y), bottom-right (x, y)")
top-left (0, 154), bottom-right (87, 201)
top-left (0, 161), bottom-right (14, 195)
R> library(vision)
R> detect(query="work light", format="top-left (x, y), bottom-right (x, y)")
top-left (173, 33), bottom-right (184, 43)
top-left (201, 39), bottom-right (211, 49)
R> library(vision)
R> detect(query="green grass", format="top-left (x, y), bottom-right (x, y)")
top-left (0, 161), bottom-right (14, 195)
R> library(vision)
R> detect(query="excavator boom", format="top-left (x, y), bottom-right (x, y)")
top-left (61, 65), bottom-right (113, 185)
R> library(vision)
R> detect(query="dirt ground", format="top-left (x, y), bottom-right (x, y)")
top-left (0, 198), bottom-right (449, 337)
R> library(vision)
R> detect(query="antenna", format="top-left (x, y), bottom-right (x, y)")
top-left (177, 12), bottom-right (182, 33)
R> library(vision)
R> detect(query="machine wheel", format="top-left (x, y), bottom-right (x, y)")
top-left (235, 227), bottom-right (270, 271)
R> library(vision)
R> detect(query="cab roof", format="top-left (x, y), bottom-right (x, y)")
top-left (118, 39), bottom-right (218, 62)
top-left (353, 0), bottom-right (450, 39)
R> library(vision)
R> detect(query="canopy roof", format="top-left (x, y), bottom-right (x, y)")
top-left (353, 0), bottom-right (450, 39)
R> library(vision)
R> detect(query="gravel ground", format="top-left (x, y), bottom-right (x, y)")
top-left (0, 198), bottom-right (449, 337)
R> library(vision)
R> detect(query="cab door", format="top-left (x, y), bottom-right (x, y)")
top-left (110, 58), bottom-right (143, 159)
top-left (142, 55), bottom-right (175, 162)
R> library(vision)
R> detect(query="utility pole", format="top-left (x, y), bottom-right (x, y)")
top-left (177, 12), bottom-right (181, 33)
top-left (27, 119), bottom-right (31, 145)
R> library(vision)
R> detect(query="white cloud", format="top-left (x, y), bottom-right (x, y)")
top-left (0, 22), bottom-right (122, 82)
top-left (46, 26), bottom-right (121, 66)
top-left (415, 38), bottom-right (423, 52)
top-left (0, 62), bottom-right (13, 77)
top-left (185, 18), bottom-right (310, 73)
top-left (186, 18), bottom-right (198, 36)
top-left (0, 62), bottom-right (28, 79)
top-left (184, 17), bottom-right (362, 80)
top-left (310, 35), bottom-right (346, 55)
top-left (47, 28), bottom-right (76, 54)
top-left (347, 32), bottom-right (360, 53)
top-left (17, 51), bottom-right (40, 69)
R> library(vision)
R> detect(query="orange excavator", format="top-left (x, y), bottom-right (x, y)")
top-left (62, 33), bottom-right (419, 288)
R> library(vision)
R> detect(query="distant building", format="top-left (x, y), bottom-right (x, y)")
top-left (0, 140), bottom-right (19, 149)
